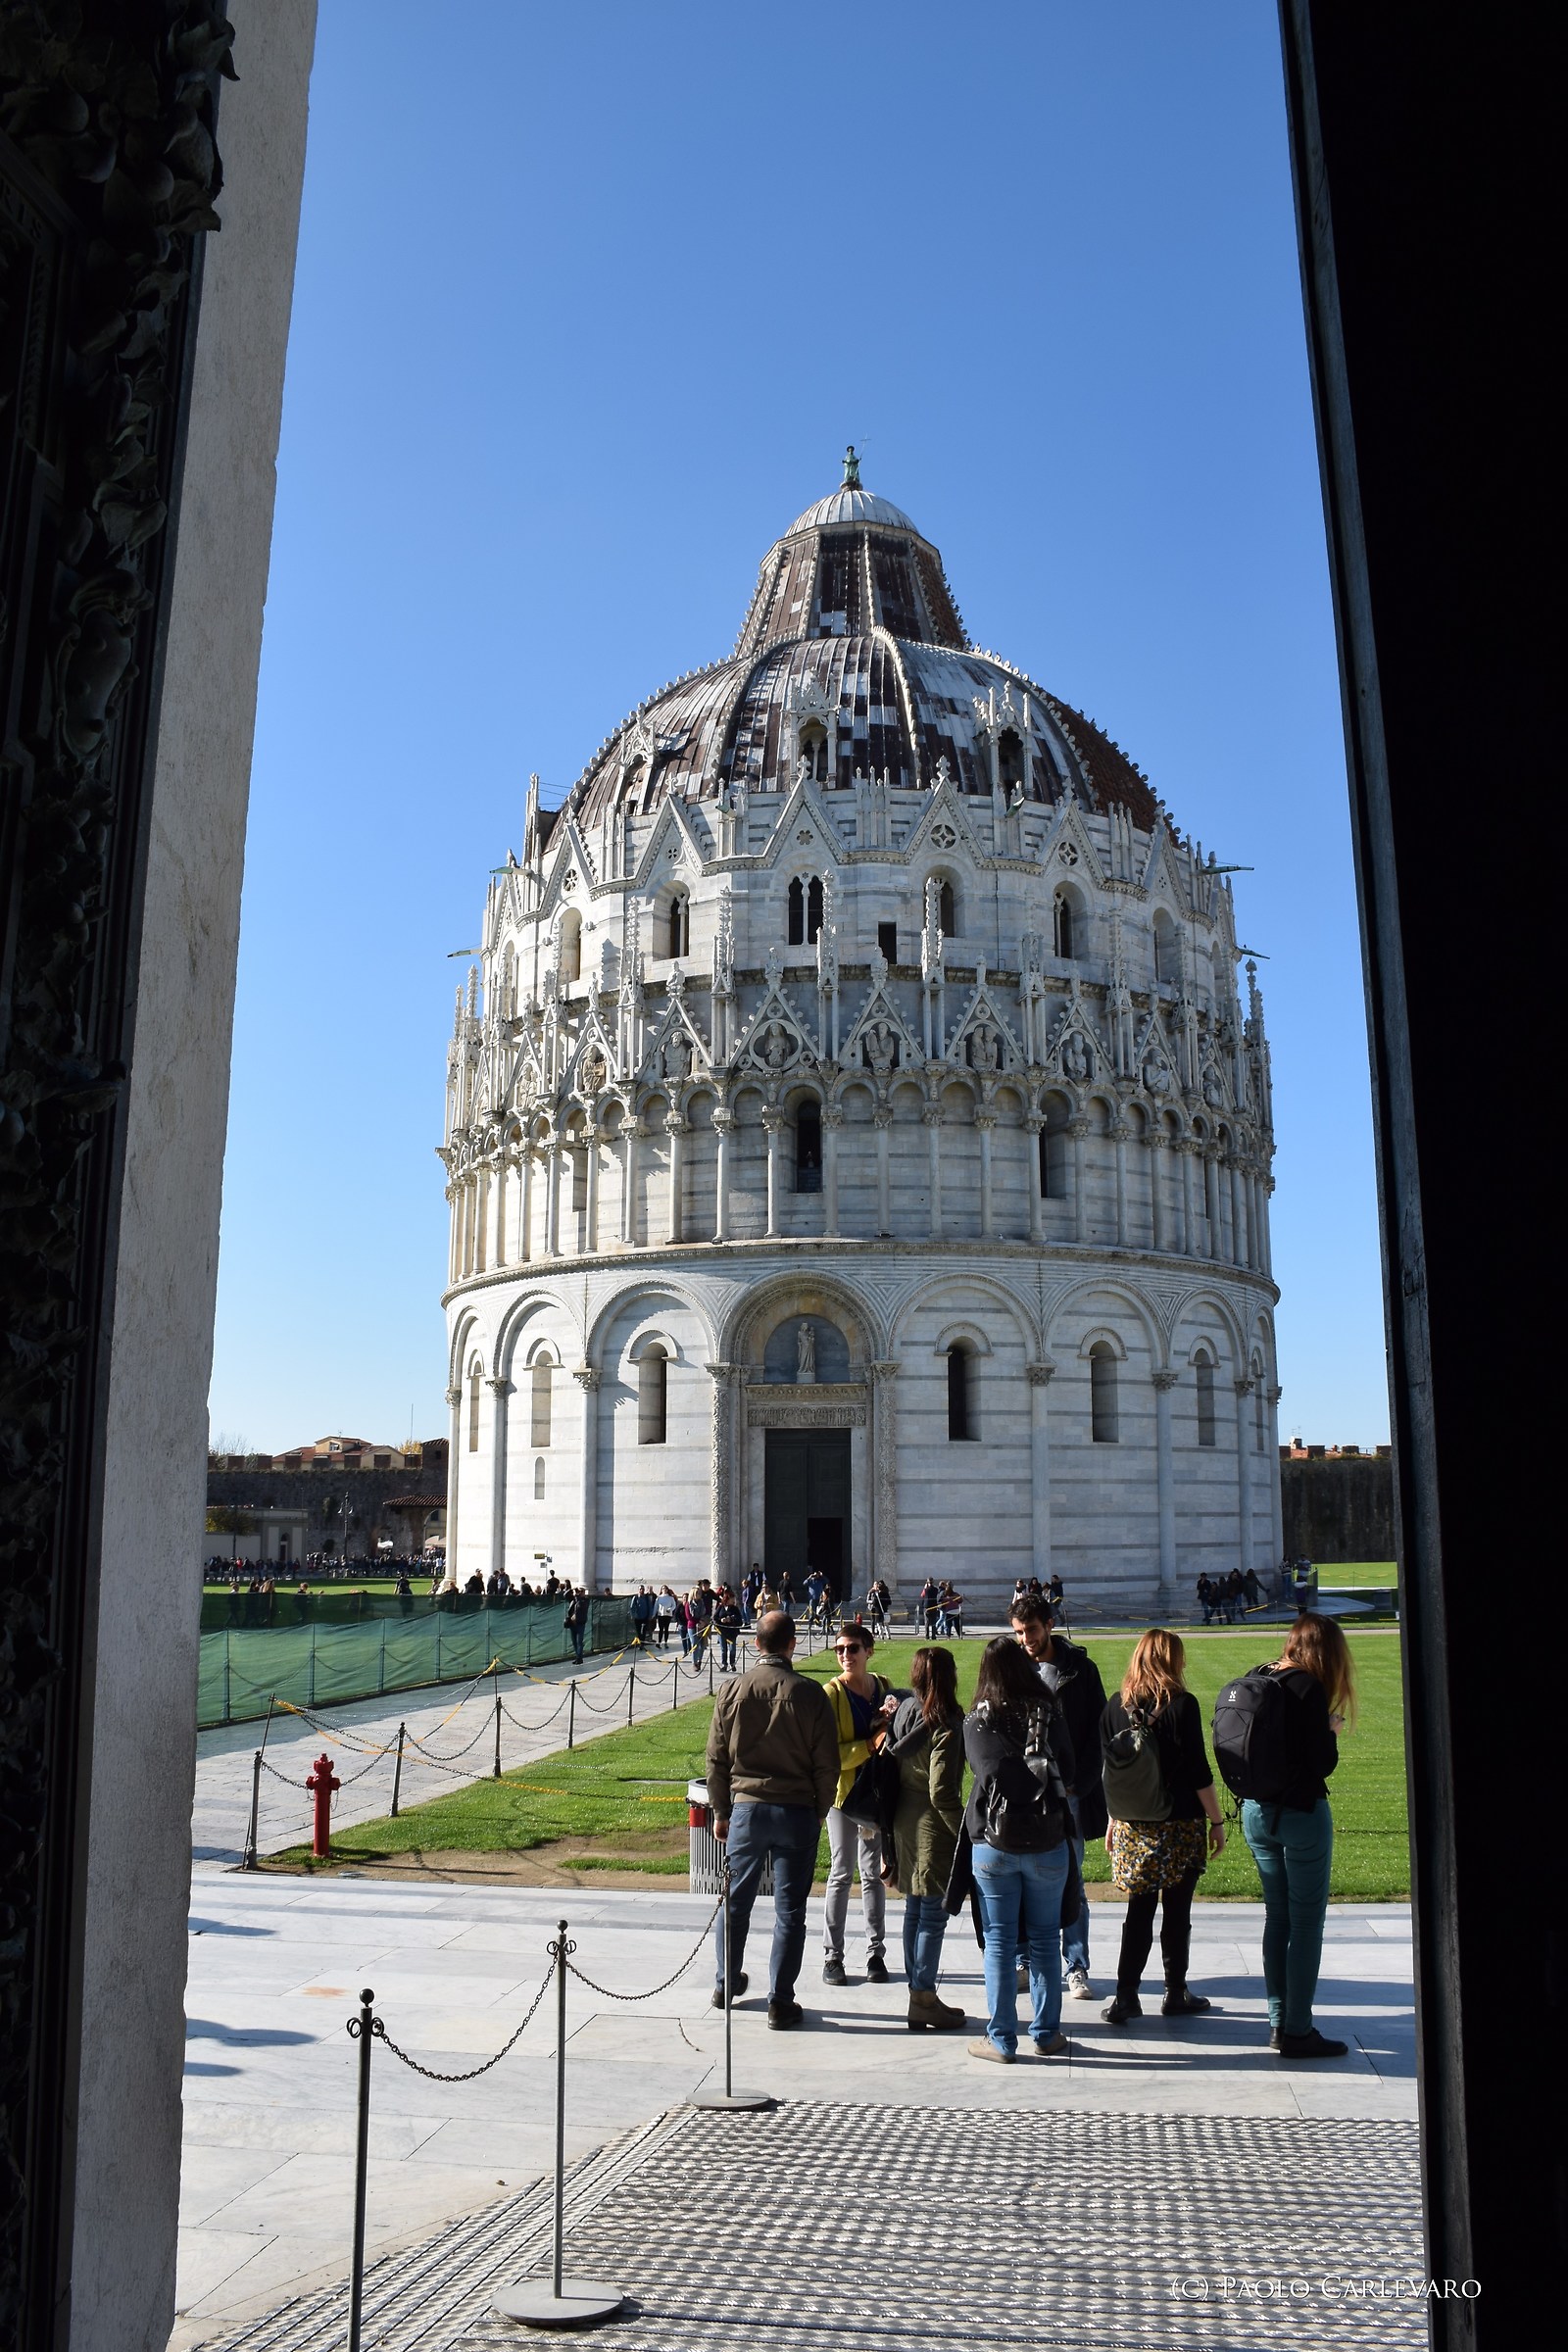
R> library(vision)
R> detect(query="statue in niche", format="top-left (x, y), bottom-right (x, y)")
top-left (864, 1020), bottom-right (897, 1076)
top-left (796, 1320), bottom-right (816, 1383)
top-left (970, 1022), bottom-right (1000, 1073)
top-left (663, 1031), bottom-right (691, 1080)
top-left (581, 1049), bottom-right (607, 1096)
top-left (1202, 1063), bottom-right (1224, 1106)
top-left (1062, 1031), bottom-right (1090, 1082)
top-left (1145, 1057), bottom-right (1173, 1097)
top-left (763, 1022), bottom-right (794, 1070)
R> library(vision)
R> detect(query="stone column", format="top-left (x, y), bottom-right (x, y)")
top-left (487, 1378), bottom-right (513, 1579)
top-left (1261, 1174), bottom-right (1275, 1277)
top-left (1231, 1156), bottom-right (1250, 1266)
top-left (621, 1120), bottom-right (641, 1247)
top-left (1026, 1361), bottom-right (1054, 1578)
top-left (762, 1108), bottom-right (785, 1237)
top-left (443, 1384), bottom-right (464, 1589)
top-left (923, 1104), bottom-right (943, 1238)
top-left (1234, 1377), bottom-right (1255, 1580)
top-left (583, 1124), bottom-right (600, 1254)
top-left (707, 1362), bottom-right (740, 1585)
top-left (574, 1365), bottom-right (602, 1590)
top-left (870, 1360), bottom-right (900, 1591)
top-left (873, 1105), bottom-right (893, 1235)
top-left (1024, 1114), bottom-right (1045, 1244)
top-left (1152, 1369), bottom-right (1179, 1605)
top-left (544, 1139), bottom-right (562, 1257)
top-left (1149, 1133), bottom-right (1168, 1252)
top-left (975, 1108), bottom-right (996, 1237)
top-left (518, 1148), bottom-right (534, 1262)
top-left (1112, 1120), bottom-right (1129, 1248)
top-left (492, 1160), bottom-right (508, 1269)
top-left (1070, 1118), bottom-right (1089, 1244)
top-left (712, 1110), bottom-right (734, 1243)
top-left (1267, 1384), bottom-right (1285, 1562)
top-left (821, 1105), bottom-right (843, 1236)
top-left (665, 1111), bottom-right (687, 1246)
top-left (1179, 1138), bottom-right (1196, 1255)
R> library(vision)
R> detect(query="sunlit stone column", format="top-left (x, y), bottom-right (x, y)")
top-left (821, 1106), bottom-right (843, 1236)
top-left (708, 1361), bottom-right (740, 1584)
top-left (1026, 1361), bottom-right (1054, 1579)
top-left (1152, 1369), bottom-right (1179, 1605)
top-left (487, 1377), bottom-right (513, 1579)
top-left (976, 1108), bottom-right (996, 1237)
top-left (712, 1109), bottom-right (734, 1243)
top-left (1149, 1133), bottom-right (1168, 1252)
top-left (1234, 1376), bottom-right (1255, 1580)
top-left (1070, 1118), bottom-right (1089, 1244)
top-left (1179, 1138), bottom-right (1196, 1256)
top-left (442, 1384), bottom-right (464, 1591)
top-left (583, 1123), bottom-right (600, 1254)
top-left (574, 1365), bottom-right (601, 1590)
top-left (1024, 1115), bottom-right (1045, 1244)
top-left (621, 1119), bottom-right (641, 1247)
top-left (1112, 1120), bottom-right (1129, 1248)
top-left (870, 1360), bottom-right (899, 1589)
top-left (763, 1108), bottom-right (784, 1237)
top-left (923, 1105), bottom-right (943, 1238)
top-left (873, 1105), bottom-right (893, 1235)
top-left (665, 1111), bottom-right (687, 1245)
top-left (544, 1139), bottom-right (562, 1257)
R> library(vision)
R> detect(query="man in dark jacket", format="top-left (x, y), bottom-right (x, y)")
top-left (1011, 1598), bottom-right (1108, 2000)
top-left (706, 1610), bottom-right (839, 2028)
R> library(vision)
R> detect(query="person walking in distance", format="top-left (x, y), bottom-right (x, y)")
top-left (887, 1647), bottom-right (966, 2033)
top-left (821, 1624), bottom-right (900, 1984)
top-left (1010, 1596), bottom-right (1108, 2000)
top-left (705, 1610), bottom-right (839, 2029)
top-left (1100, 1629), bottom-right (1225, 2024)
top-left (713, 1588), bottom-right (743, 1673)
top-left (564, 1584), bottom-right (590, 1665)
top-left (1236, 1612), bottom-right (1356, 2058)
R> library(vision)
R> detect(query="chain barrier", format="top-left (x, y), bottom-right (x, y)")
top-left (501, 1687), bottom-right (570, 1734)
top-left (371, 1965), bottom-right (555, 2083)
top-left (572, 1672), bottom-right (634, 1715)
top-left (564, 1886), bottom-right (725, 2002)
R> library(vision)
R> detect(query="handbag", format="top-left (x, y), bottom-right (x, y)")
top-left (840, 1729), bottom-right (901, 1836)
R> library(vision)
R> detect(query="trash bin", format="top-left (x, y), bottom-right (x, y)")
top-left (686, 1781), bottom-right (771, 1894)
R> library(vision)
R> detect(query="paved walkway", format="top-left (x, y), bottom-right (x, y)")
top-left (173, 1870), bottom-right (1417, 2348)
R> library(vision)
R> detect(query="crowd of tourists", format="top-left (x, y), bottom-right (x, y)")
top-left (705, 1598), bottom-right (1356, 2067)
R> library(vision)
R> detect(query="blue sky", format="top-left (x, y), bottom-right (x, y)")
top-left (207, 0), bottom-right (1389, 1452)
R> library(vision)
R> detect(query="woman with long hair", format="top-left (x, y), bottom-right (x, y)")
top-left (887, 1647), bottom-right (966, 2032)
top-left (1243, 1611), bottom-right (1356, 2059)
top-left (1099, 1629), bottom-right (1225, 2023)
top-left (961, 1636), bottom-right (1076, 2062)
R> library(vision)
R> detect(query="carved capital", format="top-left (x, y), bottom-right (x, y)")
top-left (1234, 1376), bottom-right (1255, 1397)
top-left (1068, 1118), bottom-right (1089, 1140)
top-left (921, 1105), bottom-right (944, 1129)
top-left (711, 1110), bottom-right (736, 1136)
top-left (574, 1365), bottom-right (602, 1392)
top-left (870, 1359), bottom-right (901, 1383)
top-left (486, 1378), bottom-right (514, 1396)
top-left (663, 1112), bottom-right (690, 1137)
top-left (820, 1106), bottom-right (846, 1130)
top-left (872, 1106), bottom-right (895, 1131)
top-left (1268, 1384), bottom-right (1283, 1405)
top-left (1152, 1370), bottom-right (1180, 1392)
top-left (1023, 1113), bottom-right (1045, 1134)
top-left (761, 1108), bottom-right (787, 1133)
top-left (973, 1109), bottom-right (997, 1131)
top-left (1024, 1361), bottom-right (1055, 1387)
top-left (445, 1387), bottom-right (464, 1406)
top-left (706, 1360), bottom-right (740, 1387)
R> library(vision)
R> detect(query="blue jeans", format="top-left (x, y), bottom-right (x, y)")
top-left (718, 1800), bottom-right (819, 2005)
top-left (1243, 1797), bottom-right (1334, 2035)
top-left (973, 1840), bottom-right (1071, 2053)
top-left (902, 1893), bottom-right (949, 1992)
top-left (1018, 1800), bottom-right (1088, 1978)
top-left (568, 1625), bottom-right (585, 1663)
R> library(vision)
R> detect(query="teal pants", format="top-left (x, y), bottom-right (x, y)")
top-left (1242, 1797), bottom-right (1333, 2035)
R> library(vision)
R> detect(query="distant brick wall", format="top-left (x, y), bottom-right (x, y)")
top-left (1281, 1455), bottom-right (1394, 1562)
top-left (206, 1460), bottom-right (445, 1554)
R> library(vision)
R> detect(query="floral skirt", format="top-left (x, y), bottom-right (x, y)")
top-left (1109, 1816), bottom-right (1208, 1895)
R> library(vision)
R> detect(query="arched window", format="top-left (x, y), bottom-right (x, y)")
top-left (799, 720), bottom-right (827, 781)
top-left (807, 875), bottom-right (824, 943)
top-left (1153, 907), bottom-right (1180, 985)
top-left (938, 879), bottom-right (956, 936)
top-left (1090, 1342), bottom-right (1119, 1444)
top-left (560, 908), bottom-right (581, 983)
top-left (1054, 888), bottom-right (1075, 960)
top-left (1196, 1350), bottom-right (1217, 1446)
top-left (787, 877), bottom-right (806, 946)
top-left (1039, 1115), bottom-right (1069, 1198)
top-left (467, 1360), bottom-right (482, 1451)
top-left (795, 1101), bottom-right (822, 1192)
top-left (947, 1345), bottom-right (974, 1442)
top-left (530, 1356), bottom-right (554, 1447)
top-left (533, 1456), bottom-right (546, 1498)
top-left (998, 728), bottom-right (1024, 792)
top-left (638, 1347), bottom-right (667, 1446)
top-left (666, 891), bottom-right (689, 959)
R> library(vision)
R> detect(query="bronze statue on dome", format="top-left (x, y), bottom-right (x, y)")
top-left (842, 445), bottom-right (861, 487)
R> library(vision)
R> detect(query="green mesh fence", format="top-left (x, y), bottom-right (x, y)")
top-left (197, 1596), bottom-right (635, 1728)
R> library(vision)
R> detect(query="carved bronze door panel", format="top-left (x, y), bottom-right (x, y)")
top-left (763, 1429), bottom-right (849, 1594)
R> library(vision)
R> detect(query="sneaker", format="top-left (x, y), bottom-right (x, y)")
top-left (1101, 1993), bottom-right (1143, 2024)
top-left (821, 1957), bottom-right (848, 1986)
top-left (967, 2036), bottom-right (1016, 2065)
top-left (767, 2000), bottom-right (805, 2030)
top-left (1065, 1967), bottom-right (1093, 2000)
top-left (1161, 1987), bottom-right (1212, 2017)
top-left (710, 1973), bottom-right (748, 2008)
top-left (1030, 2030), bottom-right (1067, 2057)
top-left (1279, 2027), bottom-right (1348, 2059)
top-left (865, 1953), bottom-right (891, 1984)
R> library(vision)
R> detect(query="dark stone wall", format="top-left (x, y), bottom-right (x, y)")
top-left (1280, 1456), bottom-right (1394, 1563)
top-left (205, 1462), bottom-right (444, 1554)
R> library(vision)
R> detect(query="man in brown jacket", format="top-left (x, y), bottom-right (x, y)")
top-left (706, 1610), bottom-right (839, 2028)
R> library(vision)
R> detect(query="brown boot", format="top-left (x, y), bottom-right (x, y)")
top-left (907, 1986), bottom-right (965, 2033)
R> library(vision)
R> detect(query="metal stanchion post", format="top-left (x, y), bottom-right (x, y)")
top-left (709, 1645), bottom-right (715, 1695)
top-left (390, 1721), bottom-right (406, 1818)
top-left (670, 1656), bottom-right (679, 1712)
top-left (567, 1680), bottom-right (577, 1749)
top-left (346, 1987), bottom-right (379, 2352)
top-left (493, 1671), bottom-right (503, 1779)
top-left (626, 1663), bottom-right (635, 1728)
top-left (690, 1860), bottom-right (770, 2113)
top-left (491, 1921), bottom-right (623, 2329)
top-left (243, 1749), bottom-right (262, 1871)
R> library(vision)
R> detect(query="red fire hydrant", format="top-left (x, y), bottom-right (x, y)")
top-left (307, 1751), bottom-right (341, 1858)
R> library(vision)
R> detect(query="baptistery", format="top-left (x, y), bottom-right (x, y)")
top-left (440, 457), bottom-right (1281, 1612)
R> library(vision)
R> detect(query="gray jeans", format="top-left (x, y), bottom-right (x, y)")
top-left (822, 1806), bottom-right (885, 1960)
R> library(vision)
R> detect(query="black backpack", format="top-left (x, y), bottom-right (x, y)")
top-left (1102, 1703), bottom-right (1171, 1823)
top-left (1212, 1665), bottom-right (1291, 1800)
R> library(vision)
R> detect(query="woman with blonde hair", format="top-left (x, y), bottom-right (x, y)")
top-left (1099, 1628), bottom-right (1225, 2024)
top-left (1242, 1611), bottom-right (1356, 2059)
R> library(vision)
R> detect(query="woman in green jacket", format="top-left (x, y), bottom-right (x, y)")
top-left (889, 1647), bottom-right (966, 2032)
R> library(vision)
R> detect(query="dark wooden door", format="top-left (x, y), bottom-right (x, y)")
top-left (763, 1429), bottom-right (850, 1595)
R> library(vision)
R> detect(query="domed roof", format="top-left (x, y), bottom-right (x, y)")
top-left (564, 457), bottom-right (1158, 833)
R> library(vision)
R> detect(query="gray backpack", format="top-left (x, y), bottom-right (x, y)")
top-left (1102, 1703), bottom-right (1171, 1822)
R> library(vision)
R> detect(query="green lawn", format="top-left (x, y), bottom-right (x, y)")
top-left (298, 1631), bottom-right (1408, 1899)
top-left (1314, 1562), bottom-right (1397, 1588)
